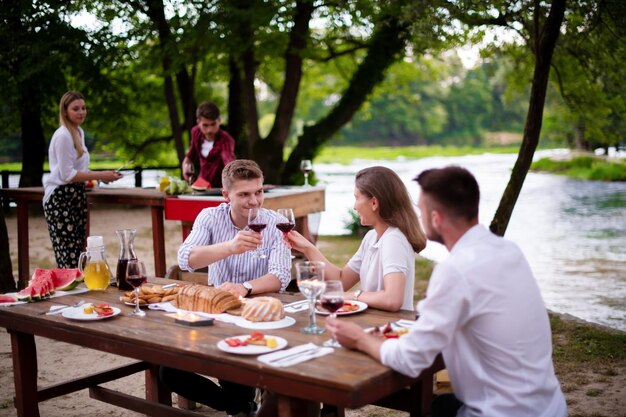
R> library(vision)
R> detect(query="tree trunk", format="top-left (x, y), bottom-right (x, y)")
top-left (281, 15), bottom-right (410, 184)
top-left (18, 87), bottom-right (46, 187)
top-left (257, 0), bottom-right (315, 183)
top-left (0, 209), bottom-right (16, 293)
top-left (227, 56), bottom-right (248, 158)
top-left (490, 0), bottom-right (567, 236)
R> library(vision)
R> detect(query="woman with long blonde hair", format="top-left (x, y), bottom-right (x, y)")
top-left (43, 91), bottom-right (122, 268)
top-left (288, 166), bottom-right (426, 311)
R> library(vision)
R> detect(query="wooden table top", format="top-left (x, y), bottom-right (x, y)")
top-left (0, 278), bottom-right (426, 409)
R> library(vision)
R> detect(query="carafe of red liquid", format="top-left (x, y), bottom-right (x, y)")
top-left (115, 229), bottom-right (137, 290)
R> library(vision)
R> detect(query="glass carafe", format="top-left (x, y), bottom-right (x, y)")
top-left (78, 236), bottom-right (112, 291)
top-left (115, 229), bottom-right (137, 291)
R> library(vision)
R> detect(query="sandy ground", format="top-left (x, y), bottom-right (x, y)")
top-left (2, 206), bottom-right (625, 416)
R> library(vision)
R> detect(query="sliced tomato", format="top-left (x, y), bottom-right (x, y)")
top-left (384, 333), bottom-right (399, 339)
top-left (248, 331), bottom-right (265, 341)
top-left (225, 338), bottom-right (246, 347)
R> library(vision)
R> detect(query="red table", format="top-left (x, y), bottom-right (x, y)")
top-left (164, 186), bottom-right (325, 240)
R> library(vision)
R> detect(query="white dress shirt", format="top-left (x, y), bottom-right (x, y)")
top-left (347, 227), bottom-right (415, 310)
top-left (44, 126), bottom-right (89, 204)
top-left (380, 225), bottom-right (567, 417)
top-left (178, 204), bottom-right (291, 291)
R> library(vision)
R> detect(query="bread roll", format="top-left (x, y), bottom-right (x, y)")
top-left (174, 284), bottom-right (242, 314)
top-left (242, 297), bottom-right (285, 322)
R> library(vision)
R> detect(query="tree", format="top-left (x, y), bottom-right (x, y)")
top-left (446, 0), bottom-right (567, 236)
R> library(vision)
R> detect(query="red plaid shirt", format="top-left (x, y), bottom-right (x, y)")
top-left (185, 126), bottom-right (235, 188)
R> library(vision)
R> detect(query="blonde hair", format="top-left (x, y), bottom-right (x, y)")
top-left (355, 166), bottom-right (426, 253)
top-left (58, 91), bottom-right (85, 158)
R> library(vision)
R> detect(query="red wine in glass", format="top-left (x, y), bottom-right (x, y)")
top-left (126, 274), bottom-right (147, 288)
top-left (248, 223), bottom-right (267, 233)
top-left (276, 222), bottom-right (295, 233)
top-left (321, 297), bottom-right (344, 313)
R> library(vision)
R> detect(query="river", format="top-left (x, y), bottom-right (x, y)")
top-left (312, 150), bottom-right (626, 332)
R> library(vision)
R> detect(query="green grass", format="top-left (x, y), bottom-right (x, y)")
top-left (532, 156), bottom-right (626, 181)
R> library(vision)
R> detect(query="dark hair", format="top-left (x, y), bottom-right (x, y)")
top-left (196, 102), bottom-right (220, 120)
top-left (355, 166), bottom-right (426, 253)
top-left (414, 166), bottom-right (479, 221)
top-left (222, 159), bottom-right (263, 189)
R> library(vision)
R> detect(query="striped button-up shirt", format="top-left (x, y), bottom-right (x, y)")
top-left (178, 203), bottom-right (291, 291)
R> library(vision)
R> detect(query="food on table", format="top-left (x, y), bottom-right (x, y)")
top-left (241, 296), bottom-right (285, 322)
top-left (83, 304), bottom-right (94, 314)
top-left (0, 294), bottom-right (17, 303)
top-left (158, 176), bottom-right (170, 192)
top-left (367, 322), bottom-right (409, 339)
top-left (173, 284), bottom-right (242, 314)
top-left (120, 284), bottom-right (181, 305)
top-left (191, 177), bottom-right (211, 191)
top-left (224, 332), bottom-right (277, 348)
top-left (85, 180), bottom-right (97, 188)
top-left (16, 268), bottom-right (83, 302)
top-left (93, 303), bottom-right (114, 317)
top-left (163, 177), bottom-right (192, 195)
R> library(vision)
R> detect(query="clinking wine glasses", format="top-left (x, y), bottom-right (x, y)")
top-left (296, 261), bottom-right (326, 334)
top-left (276, 208), bottom-right (296, 259)
top-left (248, 207), bottom-right (267, 259)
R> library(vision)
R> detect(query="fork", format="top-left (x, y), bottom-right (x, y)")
top-left (42, 300), bottom-right (85, 315)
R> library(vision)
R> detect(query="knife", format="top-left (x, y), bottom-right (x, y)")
top-left (267, 346), bottom-right (321, 364)
top-left (43, 300), bottom-right (85, 315)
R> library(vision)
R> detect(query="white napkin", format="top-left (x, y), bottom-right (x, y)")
top-left (283, 300), bottom-right (310, 313)
top-left (258, 343), bottom-right (333, 367)
top-left (148, 302), bottom-right (177, 312)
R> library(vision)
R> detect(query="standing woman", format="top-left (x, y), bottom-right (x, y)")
top-left (43, 91), bottom-right (122, 268)
top-left (288, 166), bottom-right (426, 312)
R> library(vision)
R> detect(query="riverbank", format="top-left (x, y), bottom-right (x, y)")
top-left (532, 154), bottom-right (626, 181)
top-left (2, 206), bottom-right (625, 416)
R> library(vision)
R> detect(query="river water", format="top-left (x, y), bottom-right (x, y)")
top-left (312, 150), bottom-right (626, 332)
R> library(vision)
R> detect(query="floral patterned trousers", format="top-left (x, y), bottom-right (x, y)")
top-left (44, 183), bottom-right (87, 268)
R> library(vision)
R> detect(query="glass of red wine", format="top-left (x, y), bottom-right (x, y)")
top-left (321, 280), bottom-right (344, 347)
top-left (248, 207), bottom-right (267, 259)
top-left (126, 259), bottom-right (147, 317)
top-left (276, 208), bottom-right (296, 259)
top-left (300, 159), bottom-right (312, 187)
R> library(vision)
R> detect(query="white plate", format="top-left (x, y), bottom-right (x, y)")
top-left (316, 300), bottom-right (367, 316)
top-left (62, 306), bottom-right (121, 321)
top-left (217, 335), bottom-right (288, 355)
top-left (234, 316), bottom-right (296, 330)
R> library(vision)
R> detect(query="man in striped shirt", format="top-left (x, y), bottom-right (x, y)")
top-left (163, 159), bottom-right (291, 417)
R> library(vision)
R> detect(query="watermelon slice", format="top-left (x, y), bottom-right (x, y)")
top-left (0, 294), bottom-right (17, 303)
top-left (52, 268), bottom-right (82, 291)
top-left (16, 286), bottom-right (35, 302)
top-left (30, 268), bottom-right (55, 297)
top-left (191, 177), bottom-right (211, 191)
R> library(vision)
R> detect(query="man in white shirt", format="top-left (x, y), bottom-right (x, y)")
top-left (327, 166), bottom-right (567, 417)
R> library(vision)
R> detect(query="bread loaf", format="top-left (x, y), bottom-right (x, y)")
top-left (174, 284), bottom-right (241, 313)
top-left (241, 297), bottom-right (285, 322)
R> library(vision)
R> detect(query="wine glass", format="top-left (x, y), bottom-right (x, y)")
top-left (126, 259), bottom-right (147, 317)
top-left (296, 261), bottom-right (326, 334)
top-left (321, 280), bottom-right (344, 347)
top-left (276, 208), bottom-right (296, 259)
top-left (186, 163), bottom-right (195, 185)
top-left (300, 159), bottom-right (312, 187)
top-left (248, 207), bottom-right (267, 259)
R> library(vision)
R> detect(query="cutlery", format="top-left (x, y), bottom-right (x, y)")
top-left (162, 283), bottom-right (178, 290)
top-left (267, 346), bottom-right (321, 364)
top-left (42, 300), bottom-right (85, 315)
top-left (283, 300), bottom-right (308, 308)
top-left (394, 319), bottom-right (416, 328)
top-left (115, 160), bottom-right (135, 172)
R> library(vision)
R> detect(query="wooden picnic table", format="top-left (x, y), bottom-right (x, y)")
top-left (1, 186), bottom-right (325, 289)
top-left (0, 277), bottom-right (444, 417)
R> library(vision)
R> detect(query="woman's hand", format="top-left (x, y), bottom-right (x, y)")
top-left (286, 230), bottom-right (314, 253)
top-left (98, 170), bottom-right (123, 184)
